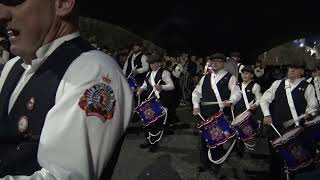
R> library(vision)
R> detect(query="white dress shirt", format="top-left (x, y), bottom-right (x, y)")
top-left (171, 63), bottom-right (183, 78)
top-left (122, 52), bottom-right (149, 75)
top-left (0, 32), bottom-right (133, 180)
top-left (192, 69), bottom-right (242, 109)
top-left (260, 78), bottom-right (318, 117)
top-left (307, 76), bottom-right (320, 103)
top-left (241, 80), bottom-right (262, 107)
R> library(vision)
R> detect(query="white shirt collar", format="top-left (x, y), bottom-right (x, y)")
top-left (213, 69), bottom-right (227, 76)
top-left (242, 80), bottom-right (252, 85)
top-left (288, 77), bottom-right (304, 85)
top-left (21, 32), bottom-right (80, 71)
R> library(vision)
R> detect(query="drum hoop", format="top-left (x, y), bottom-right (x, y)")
top-left (232, 111), bottom-right (252, 125)
top-left (207, 132), bottom-right (237, 149)
top-left (286, 159), bottom-right (313, 171)
top-left (142, 110), bottom-right (166, 127)
top-left (197, 112), bottom-right (223, 128)
top-left (135, 97), bottom-right (157, 109)
top-left (305, 118), bottom-right (320, 126)
top-left (272, 127), bottom-right (303, 147)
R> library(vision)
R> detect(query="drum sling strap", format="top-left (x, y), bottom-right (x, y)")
top-left (285, 79), bottom-right (299, 126)
top-left (241, 83), bottom-right (251, 110)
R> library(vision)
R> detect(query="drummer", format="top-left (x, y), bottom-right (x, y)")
top-left (234, 66), bottom-right (262, 117)
top-left (307, 64), bottom-right (320, 105)
top-left (260, 63), bottom-right (318, 179)
top-left (136, 53), bottom-right (175, 152)
top-left (192, 53), bottom-right (241, 173)
top-left (233, 66), bottom-right (262, 156)
top-left (123, 42), bottom-right (149, 122)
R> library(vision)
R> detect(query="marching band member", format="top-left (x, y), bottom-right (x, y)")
top-left (123, 42), bottom-right (149, 122)
top-left (192, 53), bottom-right (241, 173)
top-left (307, 64), bottom-right (320, 105)
top-left (123, 41), bottom-right (149, 85)
top-left (137, 54), bottom-right (175, 152)
top-left (234, 66), bottom-right (262, 116)
top-left (233, 66), bottom-right (262, 157)
top-left (260, 64), bottom-right (318, 179)
top-left (0, 0), bottom-right (133, 179)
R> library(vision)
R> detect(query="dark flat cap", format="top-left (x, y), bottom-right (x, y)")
top-left (210, 53), bottom-right (226, 61)
top-left (287, 63), bottom-right (305, 69)
top-left (230, 52), bottom-right (241, 57)
top-left (241, 66), bottom-right (254, 74)
top-left (147, 54), bottom-right (162, 64)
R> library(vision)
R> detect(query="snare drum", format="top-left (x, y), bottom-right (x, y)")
top-left (197, 112), bottom-right (237, 148)
top-left (305, 116), bottom-right (320, 142)
top-left (272, 127), bottom-right (313, 171)
top-left (127, 77), bottom-right (138, 91)
top-left (232, 111), bottom-right (260, 141)
top-left (135, 97), bottom-right (165, 126)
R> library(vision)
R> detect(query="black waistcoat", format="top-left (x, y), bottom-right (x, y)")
top-left (125, 53), bottom-right (146, 86)
top-left (200, 73), bottom-right (232, 118)
top-left (145, 68), bottom-right (172, 109)
top-left (0, 37), bottom-right (94, 176)
top-left (270, 80), bottom-right (308, 133)
top-left (234, 81), bottom-right (255, 116)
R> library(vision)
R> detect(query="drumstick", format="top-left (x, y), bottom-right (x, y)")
top-left (231, 105), bottom-right (235, 123)
top-left (236, 100), bottom-right (255, 118)
top-left (201, 101), bottom-right (231, 105)
top-left (283, 109), bottom-right (318, 128)
top-left (270, 123), bottom-right (282, 137)
top-left (147, 80), bottom-right (161, 99)
top-left (127, 65), bottom-right (138, 78)
top-left (197, 113), bottom-right (206, 121)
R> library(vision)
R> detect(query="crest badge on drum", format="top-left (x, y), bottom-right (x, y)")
top-left (18, 116), bottom-right (29, 133)
top-left (210, 126), bottom-right (224, 142)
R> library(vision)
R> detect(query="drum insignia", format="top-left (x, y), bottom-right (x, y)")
top-left (289, 144), bottom-right (307, 161)
top-left (209, 126), bottom-right (224, 141)
top-left (79, 81), bottom-right (116, 123)
top-left (242, 125), bottom-right (253, 136)
top-left (142, 104), bottom-right (156, 120)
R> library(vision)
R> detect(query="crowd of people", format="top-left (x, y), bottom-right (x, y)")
top-left (119, 42), bottom-right (320, 179)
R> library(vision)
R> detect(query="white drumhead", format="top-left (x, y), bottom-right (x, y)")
top-left (232, 111), bottom-right (251, 125)
top-left (272, 128), bottom-right (301, 144)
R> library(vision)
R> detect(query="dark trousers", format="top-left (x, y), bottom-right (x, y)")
top-left (200, 137), bottom-right (223, 169)
top-left (143, 115), bottom-right (166, 144)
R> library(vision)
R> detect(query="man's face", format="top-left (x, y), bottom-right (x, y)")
top-left (210, 59), bottom-right (224, 71)
top-left (287, 67), bottom-right (303, 80)
top-left (132, 45), bottom-right (141, 53)
top-left (0, 0), bottom-right (56, 58)
top-left (241, 71), bottom-right (253, 82)
top-left (150, 62), bottom-right (161, 71)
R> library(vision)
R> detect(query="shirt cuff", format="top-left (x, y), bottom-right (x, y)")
top-left (193, 103), bottom-right (200, 109)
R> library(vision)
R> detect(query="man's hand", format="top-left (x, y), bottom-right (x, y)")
top-left (250, 104), bottom-right (258, 111)
top-left (136, 88), bottom-right (143, 96)
top-left (132, 69), bottom-right (139, 75)
top-left (193, 108), bottom-right (200, 116)
top-left (154, 85), bottom-right (162, 91)
top-left (223, 100), bottom-right (232, 107)
top-left (263, 116), bottom-right (273, 125)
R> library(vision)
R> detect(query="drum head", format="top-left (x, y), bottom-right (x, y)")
top-left (272, 127), bottom-right (302, 145)
top-left (232, 111), bottom-right (251, 125)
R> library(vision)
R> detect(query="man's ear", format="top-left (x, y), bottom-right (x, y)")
top-left (55, 0), bottom-right (75, 17)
